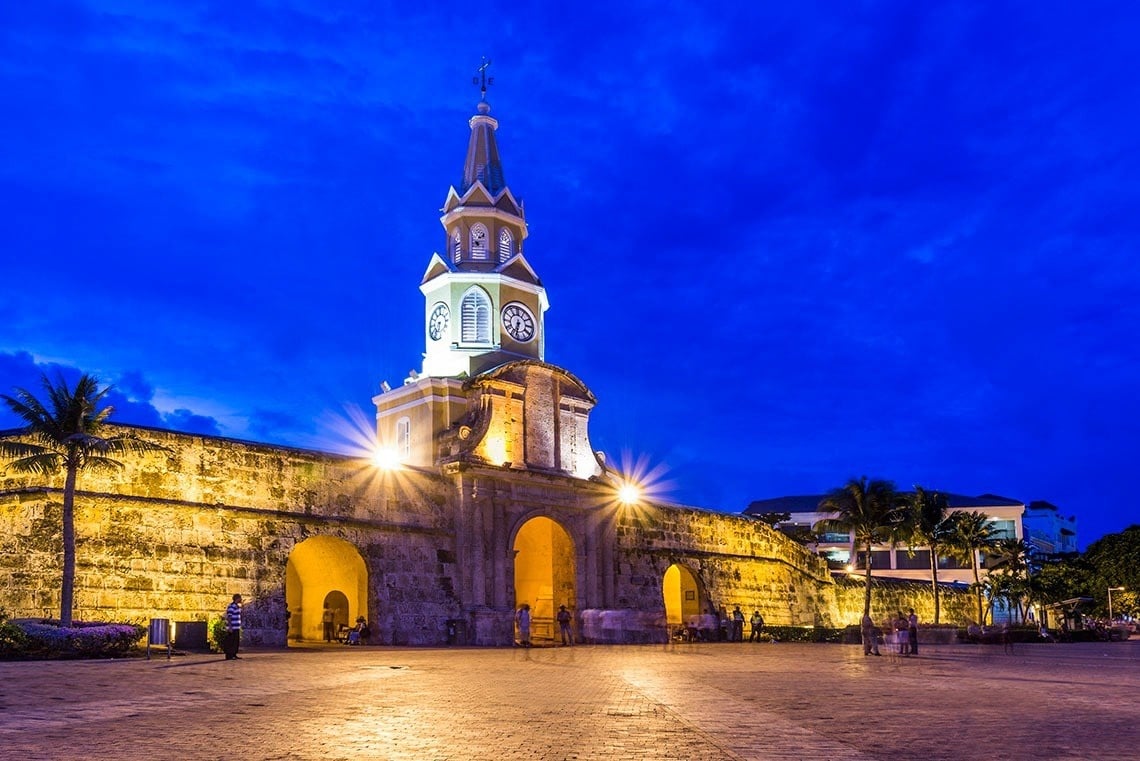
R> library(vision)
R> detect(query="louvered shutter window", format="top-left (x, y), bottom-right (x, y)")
top-left (452, 229), bottom-right (461, 262)
top-left (461, 288), bottom-right (491, 343)
top-left (471, 223), bottom-right (489, 260)
top-left (498, 228), bottom-right (513, 261)
top-left (396, 417), bottom-right (411, 459)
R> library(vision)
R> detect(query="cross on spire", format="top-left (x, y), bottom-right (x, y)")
top-left (473, 57), bottom-right (493, 102)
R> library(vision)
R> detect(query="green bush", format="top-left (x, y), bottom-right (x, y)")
top-left (209, 617), bottom-right (227, 652)
top-left (763, 625), bottom-right (847, 643)
top-left (0, 609), bottom-right (29, 657)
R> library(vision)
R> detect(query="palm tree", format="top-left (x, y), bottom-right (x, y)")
top-left (950, 511), bottom-right (999, 625)
top-left (907, 486), bottom-right (956, 624)
top-left (817, 476), bottom-right (907, 620)
top-left (0, 373), bottom-right (167, 626)
top-left (986, 538), bottom-right (1032, 622)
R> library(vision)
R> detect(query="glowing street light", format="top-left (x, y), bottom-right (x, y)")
top-left (1108, 586), bottom-right (1125, 622)
top-left (618, 482), bottom-right (641, 505)
top-left (371, 447), bottom-right (401, 471)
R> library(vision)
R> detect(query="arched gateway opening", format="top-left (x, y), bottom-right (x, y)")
top-left (663, 563), bottom-right (705, 637)
top-left (513, 516), bottom-right (576, 644)
top-left (285, 536), bottom-right (367, 644)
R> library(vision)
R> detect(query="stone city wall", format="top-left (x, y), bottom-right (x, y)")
top-left (0, 427), bottom-right (459, 646)
top-left (610, 502), bottom-right (841, 633)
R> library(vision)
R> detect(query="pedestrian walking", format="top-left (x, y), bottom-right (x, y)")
top-left (749, 610), bottom-right (765, 642)
top-left (908, 608), bottom-right (919, 655)
top-left (557, 605), bottom-right (573, 646)
top-left (223, 594), bottom-right (242, 660)
top-left (516, 603), bottom-right (531, 647)
top-left (322, 605), bottom-right (336, 642)
top-left (861, 612), bottom-right (880, 656)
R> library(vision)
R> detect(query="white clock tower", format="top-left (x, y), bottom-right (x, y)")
top-left (419, 81), bottom-right (548, 379)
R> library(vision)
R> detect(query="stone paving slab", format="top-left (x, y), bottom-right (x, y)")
top-left (0, 640), bottom-right (1136, 760)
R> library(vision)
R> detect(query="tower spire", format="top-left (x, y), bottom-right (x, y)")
top-left (462, 58), bottom-right (504, 194)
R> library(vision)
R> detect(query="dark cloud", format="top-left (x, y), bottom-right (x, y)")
top-left (0, 352), bottom-right (222, 437)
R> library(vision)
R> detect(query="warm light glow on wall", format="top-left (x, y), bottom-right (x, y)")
top-left (484, 435), bottom-right (508, 465)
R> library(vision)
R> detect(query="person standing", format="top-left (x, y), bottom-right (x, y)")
top-left (516, 603), bottom-right (531, 647)
top-left (731, 606), bottom-right (745, 642)
top-left (322, 605), bottom-right (336, 642)
top-left (223, 594), bottom-right (242, 660)
top-left (894, 611), bottom-right (910, 656)
top-left (861, 612), bottom-right (880, 656)
top-left (556, 605), bottom-right (573, 646)
top-left (749, 610), bottom-right (765, 642)
top-left (907, 608), bottom-right (919, 655)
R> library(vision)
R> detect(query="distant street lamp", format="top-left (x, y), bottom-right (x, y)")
top-left (1107, 586), bottom-right (1125, 622)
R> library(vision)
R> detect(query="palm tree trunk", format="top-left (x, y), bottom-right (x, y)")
top-left (862, 541), bottom-right (873, 619)
top-left (972, 550), bottom-right (983, 625)
top-left (60, 461), bottom-right (77, 627)
top-left (929, 544), bottom-right (941, 624)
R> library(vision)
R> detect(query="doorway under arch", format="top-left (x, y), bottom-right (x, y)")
top-left (285, 536), bottom-right (367, 643)
top-left (663, 563), bottom-right (705, 634)
top-left (513, 516), bottom-right (576, 644)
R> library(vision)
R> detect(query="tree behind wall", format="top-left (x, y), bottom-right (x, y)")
top-left (817, 476), bottom-right (908, 620)
top-left (0, 373), bottom-right (168, 626)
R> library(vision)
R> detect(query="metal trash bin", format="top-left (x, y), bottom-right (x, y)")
top-left (173, 621), bottom-right (208, 651)
top-left (147, 618), bottom-right (172, 660)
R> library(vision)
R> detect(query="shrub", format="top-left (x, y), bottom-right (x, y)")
top-left (0, 609), bottom-right (29, 657)
top-left (209, 617), bottom-right (227, 653)
top-left (763, 625), bottom-right (847, 643)
top-left (8, 621), bottom-right (145, 659)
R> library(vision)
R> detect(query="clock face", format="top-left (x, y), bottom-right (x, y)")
top-left (428, 303), bottom-right (450, 341)
top-left (502, 302), bottom-right (536, 343)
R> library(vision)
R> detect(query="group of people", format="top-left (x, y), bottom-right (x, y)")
top-left (861, 608), bottom-right (920, 657)
top-left (681, 606), bottom-right (766, 642)
top-left (221, 596), bottom-right (372, 660)
top-left (514, 603), bottom-right (575, 647)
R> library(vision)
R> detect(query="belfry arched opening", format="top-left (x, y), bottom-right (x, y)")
top-left (513, 516), bottom-right (576, 644)
top-left (285, 536), bottom-right (367, 643)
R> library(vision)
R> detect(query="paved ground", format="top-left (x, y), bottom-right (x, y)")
top-left (0, 639), bottom-right (1136, 760)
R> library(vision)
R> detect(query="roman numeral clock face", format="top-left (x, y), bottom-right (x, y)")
top-left (428, 303), bottom-right (450, 340)
top-left (501, 303), bottom-right (535, 342)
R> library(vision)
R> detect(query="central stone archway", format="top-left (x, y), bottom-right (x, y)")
top-left (513, 516), bottom-right (576, 644)
top-left (285, 536), bottom-right (367, 644)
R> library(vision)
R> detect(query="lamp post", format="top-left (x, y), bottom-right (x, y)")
top-left (1107, 586), bottom-right (1125, 622)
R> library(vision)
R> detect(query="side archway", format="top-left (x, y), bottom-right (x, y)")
top-left (663, 563), bottom-right (706, 636)
top-left (285, 536), bottom-right (367, 644)
top-left (513, 516), bottom-right (576, 644)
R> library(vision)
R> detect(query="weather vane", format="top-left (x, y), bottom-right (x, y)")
top-left (473, 57), bottom-right (493, 101)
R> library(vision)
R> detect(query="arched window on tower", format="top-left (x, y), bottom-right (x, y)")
top-left (460, 287), bottom-right (492, 343)
top-left (452, 229), bottom-right (462, 263)
top-left (470, 223), bottom-right (489, 260)
top-left (498, 228), bottom-right (513, 262)
top-left (396, 416), bottom-right (411, 460)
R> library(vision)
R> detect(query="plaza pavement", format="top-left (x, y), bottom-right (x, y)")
top-left (0, 639), bottom-right (1136, 760)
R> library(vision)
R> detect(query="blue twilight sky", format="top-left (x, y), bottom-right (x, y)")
top-left (1, 1), bottom-right (1137, 547)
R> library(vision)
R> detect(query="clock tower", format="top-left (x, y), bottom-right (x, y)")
top-left (418, 89), bottom-right (548, 378)
top-left (375, 68), bottom-right (599, 478)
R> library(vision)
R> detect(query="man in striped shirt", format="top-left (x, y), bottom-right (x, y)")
top-left (223, 594), bottom-right (242, 660)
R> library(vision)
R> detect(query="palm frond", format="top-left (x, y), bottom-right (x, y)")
top-left (3, 451), bottom-right (64, 475)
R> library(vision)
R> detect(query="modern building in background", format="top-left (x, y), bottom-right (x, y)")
top-left (1022, 500), bottom-right (1079, 556)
